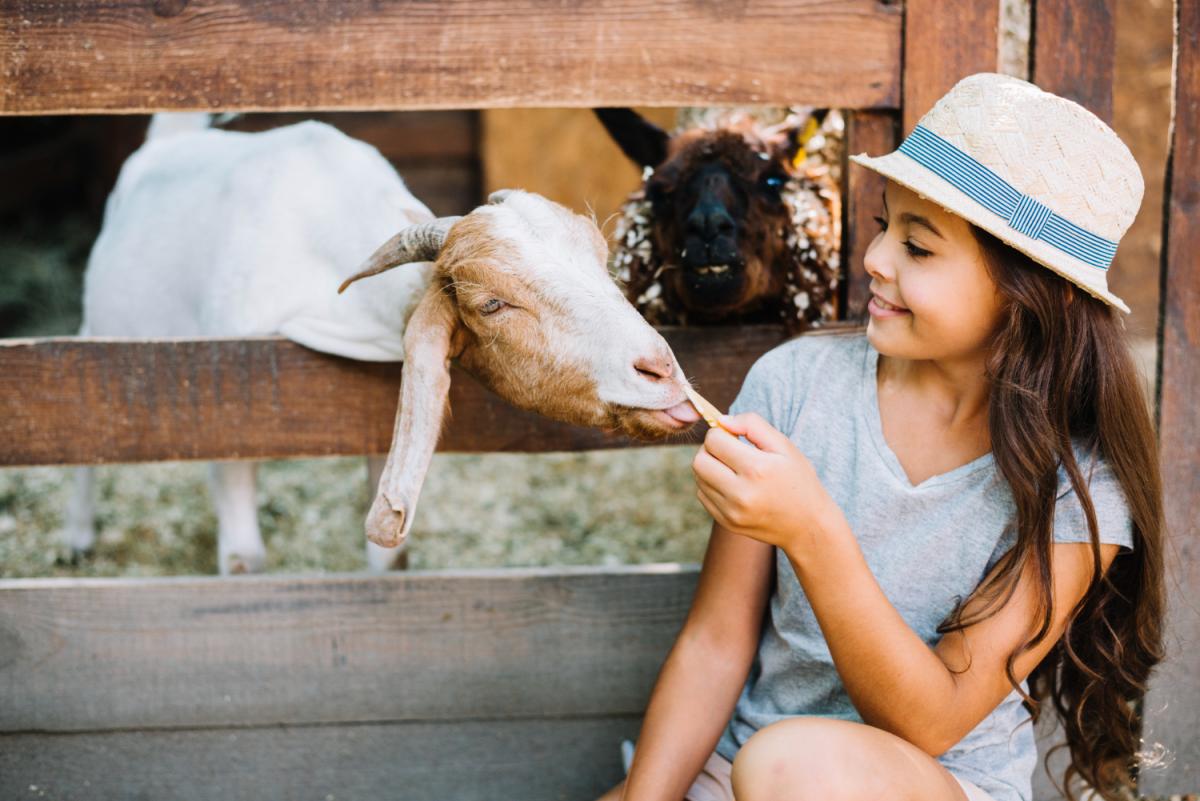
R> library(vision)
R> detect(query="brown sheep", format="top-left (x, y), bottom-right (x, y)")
top-left (598, 108), bottom-right (843, 333)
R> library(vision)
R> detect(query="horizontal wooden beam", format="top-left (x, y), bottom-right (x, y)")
top-left (0, 1), bottom-right (901, 114)
top-left (0, 324), bottom-right (822, 466)
top-left (0, 717), bottom-right (640, 801)
top-left (0, 565), bottom-right (699, 732)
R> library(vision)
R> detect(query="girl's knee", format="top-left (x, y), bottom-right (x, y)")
top-left (730, 719), bottom-right (888, 801)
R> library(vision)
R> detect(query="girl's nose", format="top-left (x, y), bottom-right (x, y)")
top-left (862, 233), bottom-right (896, 282)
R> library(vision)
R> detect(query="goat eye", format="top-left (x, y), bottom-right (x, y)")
top-left (479, 298), bottom-right (507, 316)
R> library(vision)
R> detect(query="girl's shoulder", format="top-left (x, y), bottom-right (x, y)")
top-left (729, 326), bottom-right (868, 430)
top-left (749, 326), bottom-right (868, 379)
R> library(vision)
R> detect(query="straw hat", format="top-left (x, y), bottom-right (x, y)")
top-left (849, 72), bottom-right (1143, 313)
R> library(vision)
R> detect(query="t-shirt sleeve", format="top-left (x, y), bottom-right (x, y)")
top-left (1053, 454), bottom-right (1135, 553)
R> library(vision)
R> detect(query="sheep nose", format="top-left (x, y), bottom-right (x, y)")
top-left (686, 205), bottom-right (736, 241)
top-left (634, 352), bottom-right (675, 382)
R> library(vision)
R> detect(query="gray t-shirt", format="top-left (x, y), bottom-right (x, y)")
top-left (713, 329), bottom-right (1134, 801)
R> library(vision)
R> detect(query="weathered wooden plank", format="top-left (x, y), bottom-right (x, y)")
top-left (842, 110), bottom-right (897, 321)
top-left (0, 716), bottom-right (639, 801)
top-left (1140, 0), bottom-right (1200, 792)
top-left (902, 0), bottom-right (1001, 135)
top-left (0, 324), bottom-right (805, 466)
top-left (0, 1), bottom-right (901, 115)
top-left (0, 565), bottom-right (699, 732)
top-left (1031, 0), bottom-right (1116, 123)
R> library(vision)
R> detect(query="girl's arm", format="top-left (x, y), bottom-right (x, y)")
top-left (621, 519), bottom-right (774, 801)
top-left (693, 413), bottom-right (1121, 756)
top-left (784, 515), bottom-right (1119, 755)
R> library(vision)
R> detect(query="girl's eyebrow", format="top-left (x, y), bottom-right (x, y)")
top-left (880, 189), bottom-right (945, 240)
top-left (901, 213), bottom-right (945, 240)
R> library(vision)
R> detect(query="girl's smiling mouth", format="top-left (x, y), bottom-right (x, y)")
top-left (868, 292), bottom-right (911, 316)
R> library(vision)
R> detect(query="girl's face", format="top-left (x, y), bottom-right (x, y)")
top-left (863, 180), bottom-right (1004, 363)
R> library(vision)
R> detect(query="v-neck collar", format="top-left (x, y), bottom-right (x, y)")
top-left (861, 338), bottom-right (994, 490)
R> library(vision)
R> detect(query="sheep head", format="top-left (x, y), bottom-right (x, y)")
top-left (339, 189), bottom-right (701, 547)
top-left (598, 108), bottom-right (841, 331)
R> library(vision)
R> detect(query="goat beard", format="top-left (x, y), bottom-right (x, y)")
top-left (611, 175), bottom-right (841, 334)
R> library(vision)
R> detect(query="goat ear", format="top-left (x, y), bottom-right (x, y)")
top-left (365, 284), bottom-right (464, 548)
top-left (594, 108), bottom-right (669, 169)
top-left (337, 217), bottom-right (462, 294)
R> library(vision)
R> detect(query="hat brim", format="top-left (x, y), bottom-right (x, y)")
top-left (848, 151), bottom-right (1131, 314)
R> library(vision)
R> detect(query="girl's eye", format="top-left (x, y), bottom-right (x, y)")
top-left (904, 241), bottom-right (932, 259)
top-left (479, 298), bottom-right (508, 316)
top-left (761, 174), bottom-right (786, 190)
top-left (873, 216), bottom-right (932, 259)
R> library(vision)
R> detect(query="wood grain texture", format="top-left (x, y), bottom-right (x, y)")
top-left (842, 110), bottom-right (897, 321)
top-left (0, 324), bottom-right (802, 466)
top-left (0, 716), bottom-right (640, 801)
top-left (0, 565), bottom-right (699, 732)
top-left (1031, 0), bottom-right (1116, 123)
top-left (0, 0), bottom-right (901, 114)
top-left (901, 0), bottom-right (1001, 136)
top-left (1139, 0), bottom-right (1200, 792)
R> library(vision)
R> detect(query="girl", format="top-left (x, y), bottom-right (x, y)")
top-left (598, 73), bottom-right (1165, 801)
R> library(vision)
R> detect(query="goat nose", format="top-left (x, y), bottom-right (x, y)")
top-left (634, 352), bottom-right (675, 382)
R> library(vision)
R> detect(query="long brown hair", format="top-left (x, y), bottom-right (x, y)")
top-left (892, 225), bottom-right (1167, 801)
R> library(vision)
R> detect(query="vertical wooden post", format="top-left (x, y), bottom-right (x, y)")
top-left (1140, 0), bottom-right (1200, 792)
top-left (842, 111), bottom-right (897, 320)
top-left (1031, 0), bottom-right (1117, 123)
top-left (902, 0), bottom-right (1002, 136)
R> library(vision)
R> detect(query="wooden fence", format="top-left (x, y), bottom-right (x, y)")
top-left (1, 0), bottom-right (1195, 798)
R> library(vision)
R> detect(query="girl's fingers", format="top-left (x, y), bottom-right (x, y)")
top-left (695, 486), bottom-right (731, 530)
top-left (692, 443), bottom-right (738, 493)
top-left (702, 426), bottom-right (760, 473)
top-left (719, 413), bottom-right (793, 455)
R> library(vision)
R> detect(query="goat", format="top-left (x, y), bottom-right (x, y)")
top-left (598, 108), bottom-right (843, 333)
top-left (338, 188), bottom-right (700, 547)
top-left (65, 117), bottom-right (697, 572)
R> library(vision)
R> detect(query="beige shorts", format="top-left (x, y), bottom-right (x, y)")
top-left (684, 749), bottom-right (998, 801)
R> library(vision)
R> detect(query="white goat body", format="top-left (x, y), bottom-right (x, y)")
top-left (84, 119), bottom-right (430, 360)
top-left (71, 117), bottom-right (432, 573)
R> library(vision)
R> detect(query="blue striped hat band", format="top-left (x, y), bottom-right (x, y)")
top-left (896, 125), bottom-right (1118, 270)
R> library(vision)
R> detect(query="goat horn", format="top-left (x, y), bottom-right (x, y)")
top-left (337, 216), bottom-right (462, 294)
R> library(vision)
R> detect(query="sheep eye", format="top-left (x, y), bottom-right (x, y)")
top-left (479, 298), bottom-right (507, 316)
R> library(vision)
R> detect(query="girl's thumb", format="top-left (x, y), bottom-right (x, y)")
top-left (718, 413), bottom-right (788, 452)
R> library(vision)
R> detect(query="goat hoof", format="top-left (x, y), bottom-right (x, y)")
top-left (223, 550), bottom-right (266, 576)
top-left (56, 546), bottom-right (95, 567)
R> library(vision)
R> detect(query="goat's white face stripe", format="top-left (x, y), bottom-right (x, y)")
top-left (480, 193), bottom-right (684, 410)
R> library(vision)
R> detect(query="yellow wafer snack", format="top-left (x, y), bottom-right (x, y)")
top-left (683, 385), bottom-right (728, 430)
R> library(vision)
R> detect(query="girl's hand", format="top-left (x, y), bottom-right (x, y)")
top-left (691, 413), bottom-right (846, 554)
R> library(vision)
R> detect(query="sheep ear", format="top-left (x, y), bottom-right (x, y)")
top-left (594, 108), bottom-right (669, 169)
top-left (337, 216), bottom-right (462, 294)
top-left (769, 108), bottom-right (829, 164)
top-left (365, 284), bottom-right (465, 548)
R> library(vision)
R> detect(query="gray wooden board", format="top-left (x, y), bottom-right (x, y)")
top-left (0, 566), bottom-right (699, 733)
top-left (0, 716), bottom-right (641, 801)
